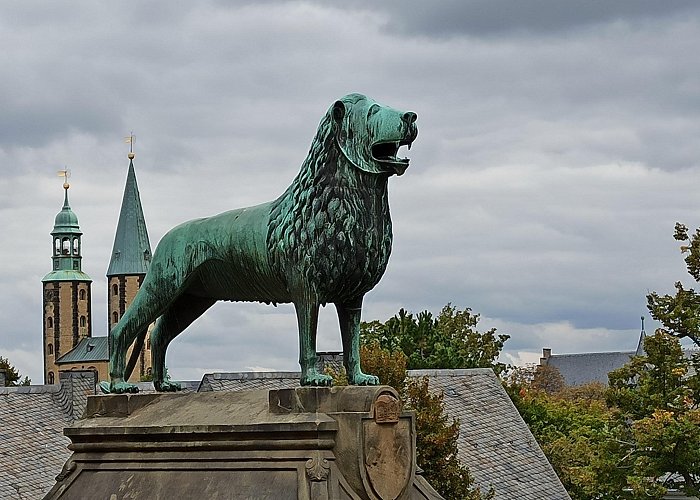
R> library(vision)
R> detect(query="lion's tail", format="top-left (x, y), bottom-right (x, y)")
top-left (123, 327), bottom-right (148, 382)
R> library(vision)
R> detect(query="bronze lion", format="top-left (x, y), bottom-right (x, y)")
top-left (108, 93), bottom-right (418, 393)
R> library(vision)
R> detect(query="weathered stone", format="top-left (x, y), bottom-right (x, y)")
top-left (46, 386), bottom-right (442, 499)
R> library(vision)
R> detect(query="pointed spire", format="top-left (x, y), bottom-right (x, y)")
top-left (635, 316), bottom-right (647, 356)
top-left (107, 148), bottom-right (152, 277)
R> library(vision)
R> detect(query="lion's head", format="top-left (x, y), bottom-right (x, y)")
top-left (331, 93), bottom-right (418, 176)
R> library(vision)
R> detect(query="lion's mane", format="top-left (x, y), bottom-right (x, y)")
top-left (267, 97), bottom-right (392, 304)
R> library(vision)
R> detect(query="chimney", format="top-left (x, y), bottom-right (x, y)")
top-left (540, 348), bottom-right (552, 366)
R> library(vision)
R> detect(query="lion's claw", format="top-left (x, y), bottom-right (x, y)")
top-left (349, 372), bottom-right (380, 386)
top-left (154, 380), bottom-right (181, 392)
top-left (301, 371), bottom-right (333, 387)
top-left (111, 381), bottom-right (139, 394)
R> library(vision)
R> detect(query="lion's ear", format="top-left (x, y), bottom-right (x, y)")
top-left (332, 100), bottom-right (345, 123)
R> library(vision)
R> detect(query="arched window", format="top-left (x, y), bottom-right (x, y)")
top-left (62, 238), bottom-right (70, 255)
top-left (112, 284), bottom-right (119, 296)
top-left (79, 289), bottom-right (86, 300)
top-left (112, 312), bottom-right (119, 324)
top-left (80, 316), bottom-right (86, 327)
top-left (54, 238), bottom-right (61, 255)
top-left (48, 343), bottom-right (54, 355)
top-left (73, 238), bottom-right (80, 255)
top-left (48, 372), bottom-right (55, 384)
top-left (146, 336), bottom-right (151, 350)
top-left (47, 317), bottom-right (53, 329)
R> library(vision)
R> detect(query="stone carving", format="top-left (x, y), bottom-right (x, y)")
top-left (106, 93), bottom-right (418, 393)
top-left (305, 452), bottom-right (331, 482)
top-left (374, 393), bottom-right (401, 423)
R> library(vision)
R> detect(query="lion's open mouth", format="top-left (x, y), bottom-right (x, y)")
top-left (371, 139), bottom-right (413, 174)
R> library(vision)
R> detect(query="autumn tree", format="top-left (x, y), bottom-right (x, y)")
top-left (607, 329), bottom-right (700, 497)
top-left (0, 356), bottom-right (31, 386)
top-left (647, 222), bottom-right (700, 346)
top-left (329, 340), bottom-right (494, 499)
top-left (360, 304), bottom-right (510, 375)
top-left (504, 367), bottom-right (633, 499)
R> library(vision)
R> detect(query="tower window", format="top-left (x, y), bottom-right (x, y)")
top-left (112, 311), bottom-right (119, 324)
top-left (79, 289), bottom-right (86, 300)
top-left (80, 316), bottom-right (86, 327)
top-left (73, 238), bottom-right (80, 255)
top-left (62, 238), bottom-right (70, 255)
top-left (47, 317), bottom-right (53, 329)
top-left (48, 343), bottom-right (54, 355)
top-left (112, 284), bottom-right (119, 296)
top-left (54, 238), bottom-right (61, 255)
top-left (48, 372), bottom-right (55, 384)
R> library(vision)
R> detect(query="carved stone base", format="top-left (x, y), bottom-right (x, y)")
top-left (45, 386), bottom-right (443, 500)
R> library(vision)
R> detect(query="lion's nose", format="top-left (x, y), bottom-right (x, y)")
top-left (402, 112), bottom-right (417, 124)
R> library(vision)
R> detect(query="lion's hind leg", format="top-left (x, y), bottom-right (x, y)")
top-left (336, 298), bottom-right (379, 386)
top-left (151, 294), bottom-right (216, 392)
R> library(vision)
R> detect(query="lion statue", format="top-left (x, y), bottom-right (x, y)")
top-left (107, 93), bottom-right (418, 393)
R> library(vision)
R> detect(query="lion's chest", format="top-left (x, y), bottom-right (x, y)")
top-left (302, 191), bottom-right (392, 301)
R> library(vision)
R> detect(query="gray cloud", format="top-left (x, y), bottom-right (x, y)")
top-left (1, 1), bottom-right (699, 384)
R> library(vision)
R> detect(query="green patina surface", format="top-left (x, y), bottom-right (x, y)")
top-left (107, 93), bottom-right (418, 394)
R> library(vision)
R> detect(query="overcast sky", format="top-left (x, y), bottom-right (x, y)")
top-left (2, 1), bottom-right (700, 384)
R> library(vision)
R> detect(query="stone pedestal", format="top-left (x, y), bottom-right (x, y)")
top-left (45, 386), bottom-right (443, 500)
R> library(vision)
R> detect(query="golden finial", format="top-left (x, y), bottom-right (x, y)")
top-left (125, 132), bottom-right (135, 159)
top-left (57, 168), bottom-right (71, 190)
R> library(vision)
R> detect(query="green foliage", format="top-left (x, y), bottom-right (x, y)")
top-left (607, 330), bottom-right (700, 496)
top-left (361, 304), bottom-right (510, 374)
top-left (647, 222), bottom-right (700, 346)
top-left (0, 356), bottom-right (31, 386)
top-left (328, 341), bottom-right (493, 499)
top-left (504, 369), bottom-right (634, 499)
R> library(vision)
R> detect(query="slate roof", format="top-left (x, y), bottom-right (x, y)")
top-left (546, 350), bottom-right (636, 386)
top-left (55, 336), bottom-right (109, 364)
top-left (0, 371), bottom-right (97, 500)
top-left (412, 369), bottom-right (570, 499)
top-left (199, 369), bottom-right (570, 500)
top-left (106, 159), bottom-right (152, 277)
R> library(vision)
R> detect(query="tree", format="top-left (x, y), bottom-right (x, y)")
top-left (328, 341), bottom-right (494, 499)
top-left (0, 356), bottom-right (31, 386)
top-left (647, 222), bottom-right (700, 346)
top-left (360, 304), bottom-right (510, 375)
top-left (607, 329), bottom-right (700, 497)
top-left (504, 368), bottom-right (634, 500)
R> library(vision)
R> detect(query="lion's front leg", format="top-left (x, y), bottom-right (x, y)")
top-left (336, 298), bottom-right (379, 386)
top-left (295, 298), bottom-right (332, 386)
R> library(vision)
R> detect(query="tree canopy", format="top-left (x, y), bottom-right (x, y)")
top-left (0, 355), bottom-right (31, 386)
top-left (647, 222), bottom-right (700, 346)
top-left (506, 330), bottom-right (700, 499)
top-left (360, 304), bottom-right (510, 374)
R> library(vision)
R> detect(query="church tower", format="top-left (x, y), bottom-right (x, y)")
top-left (106, 145), bottom-right (153, 380)
top-left (42, 173), bottom-right (93, 384)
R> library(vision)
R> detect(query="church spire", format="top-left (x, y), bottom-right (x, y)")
top-left (635, 316), bottom-right (647, 356)
top-left (106, 141), bottom-right (152, 277)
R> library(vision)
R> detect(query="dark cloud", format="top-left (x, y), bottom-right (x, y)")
top-left (358, 0), bottom-right (700, 38)
top-left (2, 1), bottom-right (700, 383)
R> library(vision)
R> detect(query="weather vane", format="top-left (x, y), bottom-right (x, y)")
top-left (57, 168), bottom-right (71, 190)
top-left (125, 132), bottom-right (135, 159)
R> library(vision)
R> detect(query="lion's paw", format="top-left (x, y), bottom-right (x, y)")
top-left (154, 380), bottom-right (181, 392)
top-left (301, 371), bottom-right (333, 387)
top-left (111, 381), bottom-right (139, 394)
top-left (349, 372), bottom-right (380, 386)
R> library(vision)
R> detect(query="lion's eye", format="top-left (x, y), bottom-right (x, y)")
top-left (367, 104), bottom-right (380, 119)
